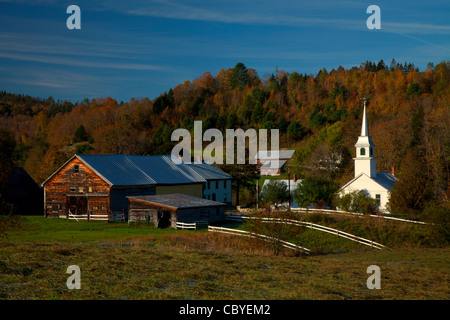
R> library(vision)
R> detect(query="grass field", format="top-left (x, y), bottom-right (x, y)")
top-left (0, 216), bottom-right (448, 300)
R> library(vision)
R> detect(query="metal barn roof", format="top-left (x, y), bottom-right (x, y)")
top-left (128, 193), bottom-right (225, 210)
top-left (185, 162), bottom-right (233, 180)
top-left (75, 154), bottom-right (207, 186)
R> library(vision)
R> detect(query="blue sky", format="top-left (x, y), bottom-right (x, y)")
top-left (0, 0), bottom-right (449, 102)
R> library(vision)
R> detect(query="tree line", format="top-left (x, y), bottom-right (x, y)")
top-left (0, 60), bottom-right (449, 219)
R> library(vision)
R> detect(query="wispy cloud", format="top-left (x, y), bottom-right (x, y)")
top-left (383, 22), bottom-right (450, 35)
top-left (0, 51), bottom-right (165, 71)
top-left (121, 0), bottom-right (450, 35)
top-left (124, 0), bottom-right (362, 29)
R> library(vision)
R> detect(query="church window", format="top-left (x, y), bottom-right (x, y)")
top-left (375, 194), bottom-right (381, 205)
top-left (360, 148), bottom-right (366, 156)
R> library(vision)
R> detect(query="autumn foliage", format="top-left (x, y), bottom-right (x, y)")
top-left (0, 60), bottom-right (448, 213)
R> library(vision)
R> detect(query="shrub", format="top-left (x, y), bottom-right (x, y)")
top-left (260, 180), bottom-right (289, 210)
top-left (422, 205), bottom-right (450, 246)
top-left (335, 191), bottom-right (379, 214)
top-left (293, 177), bottom-right (339, 208)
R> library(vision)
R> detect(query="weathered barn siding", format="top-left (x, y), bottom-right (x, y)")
top-left (43, 157), bottom-right (156, 219)
top-left (42, 154), bottom-right (228, 221)
top-left (128, 198), bottom-right (176, 228)
top-left (155, 184), bottom-right (203, 198)
top-left (44, 158), bottom-right (110, 218)
top-left (128, 194), bottom-right (225, 228)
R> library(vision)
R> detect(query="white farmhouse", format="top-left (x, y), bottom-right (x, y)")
top-left (185, 162), bottom-right (233, 205)
top-left (339, 101), bottom-right (397, 212)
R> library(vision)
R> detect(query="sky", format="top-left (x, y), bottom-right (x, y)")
top-left (0, 0), bottom-right (449, 103)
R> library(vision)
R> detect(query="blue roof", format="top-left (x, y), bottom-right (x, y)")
top-left (372, 172), bottom-right (397, 190)
top-left (128, 193), bottom-right (225, 209)
top-left (76, 154), bottom-right (206, 186)
top-left (340, 171), bottom-right (397, 191)
top-left (185, 162), bottom-right (232, 180)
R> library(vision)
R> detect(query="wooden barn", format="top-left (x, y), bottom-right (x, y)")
top-left (41, 154), bottom-right (208, 220)
top-left (127, 193), bottom-right (226, 228)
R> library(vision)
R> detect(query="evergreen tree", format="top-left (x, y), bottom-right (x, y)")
top-left (230, 62), bottom-right (249, 89)
top-left (74, 125), bottom-right (89, 143)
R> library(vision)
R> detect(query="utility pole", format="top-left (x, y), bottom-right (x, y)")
top-left (256, 178), bottom-right (259, 209)
top-left (288, 167), bottom-right (291, 210)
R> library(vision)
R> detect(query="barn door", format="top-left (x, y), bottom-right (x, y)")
top-left (66, 196), bottom-right (87, 215)
top-left (157, 210), bottom-right (171, 228)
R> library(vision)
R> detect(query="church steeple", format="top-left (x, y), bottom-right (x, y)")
top-left (361, 99), bottom-right (369, 137)
top-left (354, 99), bottom-right (376, 178)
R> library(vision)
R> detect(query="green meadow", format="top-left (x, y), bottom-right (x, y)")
top-left (0, 215), bottom-right (448, 300)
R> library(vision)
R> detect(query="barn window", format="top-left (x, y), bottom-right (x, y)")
top-left (74, 164), bottom-right (79, 174)
top-left (78, 187), bottom-right (84, 192)
top-left (360, 148), bottom-right (366, 156)
top-left (70, 187), bottom-right (76, 192)
top-left (88, 187), bottom-right (93, 193)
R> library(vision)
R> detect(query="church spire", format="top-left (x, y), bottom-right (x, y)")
top-left (361, 98), bottom-right (369, 137)
top-left (354, 99), bottom-right (376, 178)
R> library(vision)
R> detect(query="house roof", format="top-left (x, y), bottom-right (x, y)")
top-left (340, 172), bottom-right (397, 191)
top-left (42, 154), bottom-right (208, 187)
top-left (127, 193), bottom-right (225, 210)
top-left (260, 160), bottom-right (287, 169)
top-left (254, 150), bottom-right (295, 160)
top-left (372, 172), bottom-right (398, 190)
top-left (185, 162), bottom-right (233, 180)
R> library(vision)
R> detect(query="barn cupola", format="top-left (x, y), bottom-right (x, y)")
top-left (354, 99), bottom-right (376, 178)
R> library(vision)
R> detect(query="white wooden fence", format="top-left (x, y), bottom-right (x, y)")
top-left (208, 225), bottom-right (311, 254)
top-left (289, 208), bottom-right (428, 225)
top-left (226, 215), bottom-right (389, 250)
top-left (68, 213), bottom-right (109, 221)
top-left (176, 221), bottom-right (208, 230)
top-left (68, 210), bottom-right (121, 222)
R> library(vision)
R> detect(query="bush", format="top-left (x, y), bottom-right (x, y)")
top-left (335, 191), bottom-right (379, 214)
top-left (260, 180), bottom-right (289, 210)
top-left (293, 177), bottom-right (339, 208)
top-left (422, 205), bottom-right (450, 246)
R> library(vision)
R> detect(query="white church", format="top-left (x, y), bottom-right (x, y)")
top-left (339, 101), bottom-right (397, 213)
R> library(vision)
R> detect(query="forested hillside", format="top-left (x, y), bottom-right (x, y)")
top-left (0, 60), bottom-right (449, 213)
